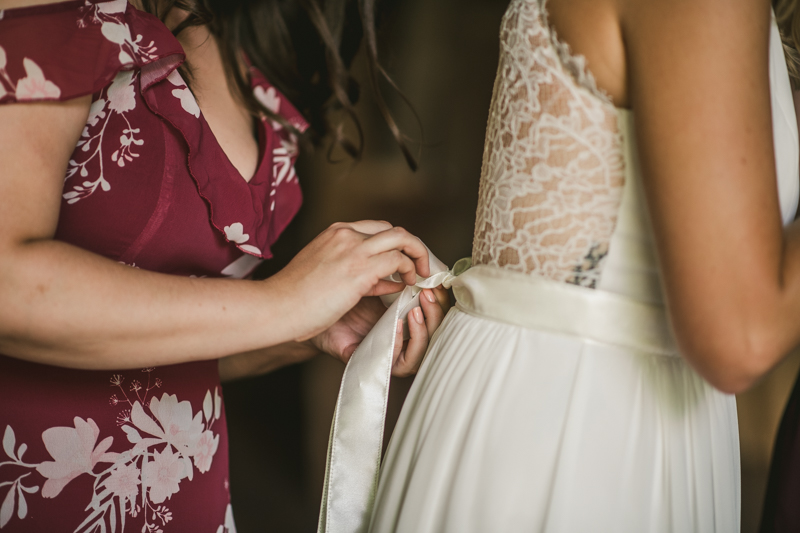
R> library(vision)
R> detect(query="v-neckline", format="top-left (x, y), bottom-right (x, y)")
top-left (197, 108), bottom-right (269, 187)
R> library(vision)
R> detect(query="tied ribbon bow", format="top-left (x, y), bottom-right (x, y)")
top-left (317, 254), bottom-right (471, 533)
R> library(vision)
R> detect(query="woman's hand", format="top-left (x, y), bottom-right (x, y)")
top-left (267, 220), bottom-right (432, 344)
top-left (312, 287), bottom-right (450, 377)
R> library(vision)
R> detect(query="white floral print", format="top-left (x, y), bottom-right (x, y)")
top-left (87, 98), bottom-right (107, 126)
top-left (220, 253), bottom-right (262, 279)
top-left (172, 87), bottom-right (201, 118)
top-left (58, 0), bottom-right (160, 204)
top-left (80, 0), bottom-right (158, 67)
top-left (167, 71), bottom-right (201, 118)
top-left (273, 137), bottom-right (299, 187)
top-left (103, 462), bottom-right (140, 503)
top-left (63, 70), bottom-right (144, 204)
top-left (193, 431), bottom-right (219, 474)
top-left (36, 418), bottom-right (117, 498)
top-left (254, 85), bottom-right (280, 114)
top-left (136, 393), bottom-right (204, 457)
top-left (223, 223), bottom-right (249, 244)
top-left (0, 369), bottom-right (223, 532)
top-left (142, 446), bottom-right (183, 504)
top-left (223, 223), bottom-right (262, 256)
top-left (239, 244), bottom-right (262, 255)
top-left (107, 70), bottom-right (136, 113)
top-left (216, 503), bottom-right (237, 533)
top-left (0, 47), bottom-right (61, 101)
top-left (101, 22), bottom-right (136, 65)
top-left (15, 58), bottom-right (61, 100)
top-left (254, 85), bottom-right (282, 131)
top-left (254, 83), bottom-right (302, 208)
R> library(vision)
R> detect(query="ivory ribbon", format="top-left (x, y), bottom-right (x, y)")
top-left (317, 253), bottom-right (471, 533)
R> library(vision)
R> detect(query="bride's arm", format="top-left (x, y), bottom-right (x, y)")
top-left (622, 0), bottom-right (797, 393)
top-left (0, 99), bottom-right (431, 371)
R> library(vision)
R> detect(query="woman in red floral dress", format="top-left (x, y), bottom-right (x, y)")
top-left (0, 0), bottom-right (447, 531)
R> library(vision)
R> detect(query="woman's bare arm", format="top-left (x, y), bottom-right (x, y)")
top-left (621, 0), bottom-right (800, 393)
top-left (548, 0), bottom-right (800, 393)
top-left (0, 99), bottom-right (431, 371)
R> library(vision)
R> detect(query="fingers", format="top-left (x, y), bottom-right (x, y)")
top-left (391, 318), bottom-right (405, 372)
top-left (430, 287), bottom-right (451, 315)
top-left (370, 249), bottom-right (418, 286)
top-left (340, 342), bottom-right (359, 364)
top-left (368, 279), bottom-right (405, 297)
top-left (345, 220), bottom-right (394, 235)
top-left (364, 227), bottom-right (430, 279)
top-left (328, 222), bottom-right (429, 283)
top-left (419, 289), bottom-right (446, 337)
top-left (393, 307), bottom-right (429, 377)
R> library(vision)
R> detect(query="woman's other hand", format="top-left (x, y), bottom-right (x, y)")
top-left (312, 287), bottom-right (450, 377)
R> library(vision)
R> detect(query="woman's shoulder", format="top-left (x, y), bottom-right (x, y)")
top-left (0, 0), bottom-right (184, 104)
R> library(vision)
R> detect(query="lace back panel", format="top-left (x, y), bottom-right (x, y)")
top-left (472, 0), bottom-right (625, 288)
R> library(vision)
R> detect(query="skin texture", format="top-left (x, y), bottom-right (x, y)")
top-left (548, 0), bottom-right (800, 393)
top-left (0, 0), bottom-right (448, 379)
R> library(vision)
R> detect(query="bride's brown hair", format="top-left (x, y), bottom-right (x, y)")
top-left (140, 0), bottom-right (417, 169)
top-left (774, 0), bottom-right (800, 87)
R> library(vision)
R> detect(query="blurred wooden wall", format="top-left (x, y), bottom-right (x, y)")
top-left (222, 1), bottom-right (800, 531)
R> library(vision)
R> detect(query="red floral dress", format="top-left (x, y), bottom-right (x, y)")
top-left (0, 1), bottom-right (307, 531)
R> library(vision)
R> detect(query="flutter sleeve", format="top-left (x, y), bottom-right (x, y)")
top-left (0, 0), bottom-right (183, 104)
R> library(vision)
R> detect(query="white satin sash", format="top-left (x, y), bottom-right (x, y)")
top-left (452, 265), bottom-right (678, 357)
top-left (317, 252), bottom-right (465, 533)
top-left (317, 258), bottom-right (678, 533)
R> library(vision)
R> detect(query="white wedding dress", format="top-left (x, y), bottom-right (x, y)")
top-left (368, 1), bottom-right (800, 531)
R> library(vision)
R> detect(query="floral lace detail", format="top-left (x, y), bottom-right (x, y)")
top-left (539, 0), bottom-right (611, 105)
top-left (0, 369), bottom-right (223, 532)
top-left (471, 0), bottom-right (625, 288)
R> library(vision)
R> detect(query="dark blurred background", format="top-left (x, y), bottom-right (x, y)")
top-left (221, 1), bottom-right (800, 531)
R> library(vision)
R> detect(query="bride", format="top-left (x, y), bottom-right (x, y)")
top-left (366, 0), bottom-right (800, 530)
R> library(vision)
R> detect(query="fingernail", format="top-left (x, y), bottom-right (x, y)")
top-left (397, 319), bottom-right (403, 333)
top-left (413, 307), bottom-right (424, 324)
top-left (424, 289), bottom-right (435, 303)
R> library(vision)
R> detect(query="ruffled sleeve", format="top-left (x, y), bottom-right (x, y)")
top-left (0, 0), bottom-right (184, 103)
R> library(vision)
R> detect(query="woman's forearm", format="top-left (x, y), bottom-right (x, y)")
top-left (0, 239), bottom-right (302, 370)
top-left (0, 220), bottom-right (430, 371)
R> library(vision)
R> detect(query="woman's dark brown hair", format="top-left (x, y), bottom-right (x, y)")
top-left (774, 0), bottom-right (800, 88)
top-left (140, 0), bottom-right (417, 169)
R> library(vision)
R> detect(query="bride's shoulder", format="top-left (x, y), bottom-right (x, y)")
top-left (545, 0), bottom-right (772, 108)
top-left (619, 0), bottom-right (771, 88)
top-left (546, 0), bottom-right (627, 106)
top-left (619, 0), bottom-right (771, 41)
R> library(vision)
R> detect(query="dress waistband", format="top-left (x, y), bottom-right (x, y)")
top-left (450, 265), bottom-right (679, 356)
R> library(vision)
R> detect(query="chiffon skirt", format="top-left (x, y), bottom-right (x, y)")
top-left (369, 292), bottom-right (740, 532)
